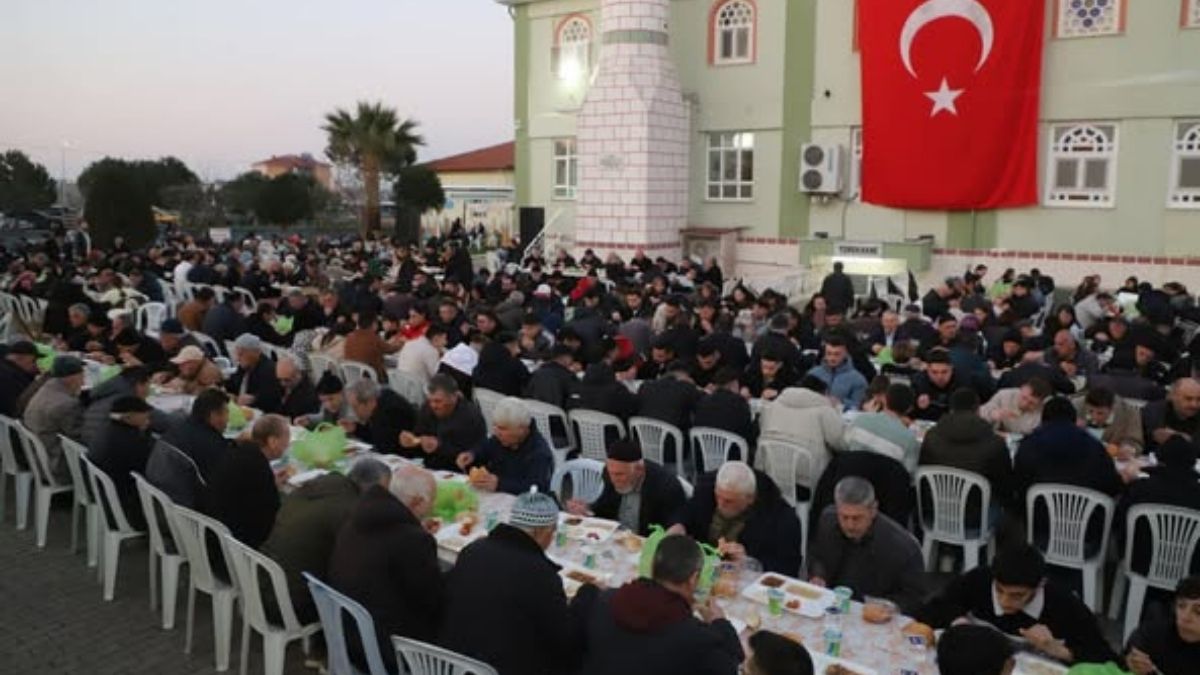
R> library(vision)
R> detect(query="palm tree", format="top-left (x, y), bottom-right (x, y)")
top-left (322, 101), bottom-right (423, 233)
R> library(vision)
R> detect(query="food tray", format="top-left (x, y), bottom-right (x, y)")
top-left (808, 651), bottom-right (878, 675)
top-left (557, 514), bottom-right (620, 542)
top-left (741, 573), bottom-right (835, 619)
top-left (434, 518), bottom-right (487, 553)
top-left (553, 560), bottom-right (611, 598)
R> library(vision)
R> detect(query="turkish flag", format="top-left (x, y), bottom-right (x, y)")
top-left (860, 0), bottom-right (1045, 209)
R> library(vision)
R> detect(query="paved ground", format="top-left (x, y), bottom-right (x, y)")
top-left (0, 502), bottom-right (314, 675)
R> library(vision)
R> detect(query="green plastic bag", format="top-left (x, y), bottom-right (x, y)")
top-left (226, 401), bottom-right (249, 432)
top-left (433, 481), bottom-right (479, 522)
top-left (35, 343), bottom-right (56, 372)
top-left (97, 364), bottom-right (122, 384)
top-left (291, 423), bottom-right (348, 469)
top-left (874, 346), bottom-right (894, 366)
top-left (638, 525), bottom-right (669, 578)
top-left (273, 316), bottom-right (294, 336)
top-left (1065, 663), bottom-right (1129, 675)
top-left (696, 542), bottom-right (721, 594)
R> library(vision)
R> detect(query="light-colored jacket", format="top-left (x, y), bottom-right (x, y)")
top-left (1076, 396), bottom-right (1144, 455)
top-left (396, 336), bottom-right (440, 384)
top-left (758, 387), bottom-right (846, 487)
top-left (979, 387), bottom-right (1042, 436)
top-left (23, 378), bottom-right (84, 483)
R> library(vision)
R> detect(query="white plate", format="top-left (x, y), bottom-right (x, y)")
top-left (741, 573), bottom-right (834, 619)
top-left (434, 520), bottom-right (487, 552)
top-left (287, 469), bottom-right (329, 488)
top-left (808, 650), bottom-right (878, 675)
top-left (557, 514), bottom-right (620, 543)
top-left (551, 558), bottom-right (611, 597)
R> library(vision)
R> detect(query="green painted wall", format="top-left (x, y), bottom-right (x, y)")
top-left (514, 4), bottom-right (532, 207)
top-left (777, 0), bottom-right (816, 239)
top-left (946, 211), bottom-right (998, 249)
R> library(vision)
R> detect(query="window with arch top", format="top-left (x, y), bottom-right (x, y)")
top-left (1045, 122), bottom-right (1119, 208)
top-left (711, 0), bottom-right (756, 65)
top-left (554, 15), bottom-right (592, 82)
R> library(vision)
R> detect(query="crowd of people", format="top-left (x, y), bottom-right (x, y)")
top-left (2, 227), bottom-right (1200, 674)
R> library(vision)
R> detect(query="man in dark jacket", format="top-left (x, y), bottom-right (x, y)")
top-left (819, 261), bottom-right (855, 313)
top-left (157, 388), bottom-right (232, 488)
top-left (1124, 575), bottom-right (1200, 675)
top-left (343, 379), bottom-right (416, 456)
top-left (524, 343), bottom-right (578, 411)
top-left (401, 375), bottom-right (486, 471)
top-left (917, 543), bottom-right (1118, 666)
top-left (0, 341), bottom-right (40, 416)
top-left (261, 458), bottom-right (391, 625)
top-left (1013, 397), bottom-right (1126, 509)
top-left (911, 349), bottom-right (987, 421)
top-left (572, 361), bottom-right (638, 423)
top-left (459, 397), bottom-right (554, 495)
top-left (809, 476), bottom-right (928, 615)
top-left (472, 333), bottom-right (531, 397)
top-left (920, 388), bottom-right (1013, 507)
top-left (200, 294), bottom-right (247, 345)
top-left (1113, 436), bottom-right (1200, 578)
top-left (275, 355), bottom-right (318, 420)
top-left (672, 461), bottom-right (803, 575)
top-left (694, 368), bottom-right (756, 453)
top-left (226, 334), bottom-right (283, 414)
top-left (1141, 377), bottom-right (1200, 456)
top-left (112, 327), bottom-right (168, 371)
top-left (579, 534), bottom-right (743, 675)
top-left (87, 396), bottom-right (156, 530)
top-left (204, 413), bottom-right (284, 548)
top-left (278, 289), bottom-right (324, 333)
top-left (441, 490), bottom-right (597, 675)
top-left (636, 362), bottom-right (702, 438)
top-left (567, 439), bottom-right (687, 536)
top-left (328, 465), bottom-right (443, 675)
top-left (749, 314), bottom-right (807, 379)
top-left (80, 366), bottom-right (172, 451)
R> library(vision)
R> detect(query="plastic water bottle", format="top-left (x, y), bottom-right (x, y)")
top-left (823, 607), bottom-right (843, 657)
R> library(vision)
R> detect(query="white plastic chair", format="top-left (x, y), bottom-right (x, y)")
top-left (525, 399), bottom-right (575, 466)
top-left (689, 427), bottom-right (749, 475)
top-left (1108, 504), bottom-right (1200, 641)
top-left (192, 331), bottom-right (223, 360)
top-left (678, 476), bottom-right (694, 499)
top-left (0, 414), bottom-right (33, 529)
top-left (392, 636), bottom-right (499, 675)
top-left (388, 369), bottom-right (427, 407)
top-left (340, 361), bottom-right (377, 387)
top-left (757, 439), bottom-right (815, 558)
top-left (473, 388), bottom-right (505, 430)
top-left (304, 573), bottom-right (390, 675)
top-left (136, 301), bottom-right (169, 334)
top-left (916, 467), bottom-right (994, 572)
top-left (81, 456), bottom-right (146, 601)
top-left (160, 281), bottom-right (180, 317)
top-left (308, 353), bottom-right (341, 386)
top-left (224, 340), bottom-right (239, 360)
top-left (133, 472), bottom-right (187, 630)
top-left (568, 409), bottom-right (625, 462)
top-left (1026, 484), bottom-right (1115, 612)
top-left (173, 505), bottom-right (239, 672)
top-left (628, 417), bottom-right (685, 477)
top-left (222, 535), bottom-right (320, 675)
top-left (233, 287), bottom-right (257, 311)
top-left (550, 458), bottom-right (606, 505)
top-left (59, 435), bottom-right (100, 566)
top-left (12, 421), bottom-right (73, 548)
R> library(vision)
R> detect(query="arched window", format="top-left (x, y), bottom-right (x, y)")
top-left (711, 1), bottom-right (756, 65)
top-left (1055, 0), bottom-right (1124, 38)
top-left (1046, 123), bottom-right (1119, 207)
top-left (1170, 121), bottom-right (1200, 208)
top-left (554, 16), bottom-right (592, 82)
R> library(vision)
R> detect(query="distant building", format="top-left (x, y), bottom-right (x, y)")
top-left (251, 154), bottom-right (334, 191)
top-left (422, 141), bottom-right (516, 239)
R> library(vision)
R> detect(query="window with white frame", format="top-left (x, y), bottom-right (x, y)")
top-left (1170, 120), bottom-right (1200, 208)
top-left (1056, 0), bottom-right (1123, 38)
top-left (555, 17), bottom-right (591, 81)
top-left (849, 127), bottom-right (864, 201)
top-left (707, 132), bottom-right (755, 200)
top-left (1046, 123), bottom-right (1119, 207)
top-left (553, 139), bottom-right (577, 199)
top-left (1187, 0), bottom-right (1200, 28)
top-left (713, 1), bottom-right (755, 64)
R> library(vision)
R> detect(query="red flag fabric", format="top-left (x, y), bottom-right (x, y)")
top-left (860, 0), bottom-right (1045, 209)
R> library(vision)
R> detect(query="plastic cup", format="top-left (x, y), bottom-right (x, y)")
top-left (833, 586), bottom-right (853, 613)
top-left (767, 588), bottom-right (785, 616)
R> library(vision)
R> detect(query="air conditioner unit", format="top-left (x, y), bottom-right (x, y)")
top-left (798, 143), bottom-right (844, 194)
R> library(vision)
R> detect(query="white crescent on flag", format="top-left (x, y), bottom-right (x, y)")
top-left (899, 0), bottom-right (995, 79)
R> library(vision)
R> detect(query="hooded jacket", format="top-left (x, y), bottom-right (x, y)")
top-left (472, 341), bottom-right (530, 397)
top-left (328, 485), bottom-right (442, 675)
top-left (675, 469), bottom-right (804, 575)
top-left (1013, 421), bottom-right (1124, 510)
top-left (919, 410), bottom-right (1013, 503)
top-left (758, 387), bottom-right (846, 489)
top-left (579, 579), bottom-right (743, 675)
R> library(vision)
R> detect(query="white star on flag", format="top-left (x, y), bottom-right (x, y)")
top-left (924, 77), bottom-right (964, 117)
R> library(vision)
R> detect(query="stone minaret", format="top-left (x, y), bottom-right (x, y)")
top-left (574, 0), bottom-right (690, 259)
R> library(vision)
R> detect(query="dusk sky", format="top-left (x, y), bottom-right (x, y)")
top-left (0, 0), bottom-right (514, 182)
